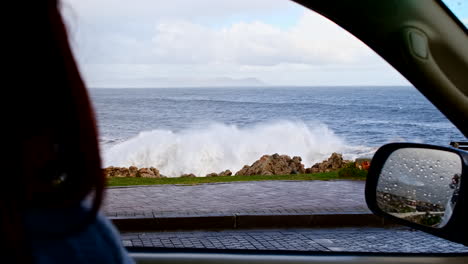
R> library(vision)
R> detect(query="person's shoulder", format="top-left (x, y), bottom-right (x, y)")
top-left (25, 205), bottom-right (134, 263)
top-left (88, 213), bottom-right (135, 264)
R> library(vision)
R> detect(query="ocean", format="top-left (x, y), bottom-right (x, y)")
top-left (88, 86), bottom-right (465, 177)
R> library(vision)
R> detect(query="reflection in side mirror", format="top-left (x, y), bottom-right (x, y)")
top-left (376, 148), bottom-right (462, 228)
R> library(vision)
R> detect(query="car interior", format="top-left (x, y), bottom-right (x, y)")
top-left (42, 0), bottom-right (468, 264)
top-left (120, 0), bottom-right (467, 263)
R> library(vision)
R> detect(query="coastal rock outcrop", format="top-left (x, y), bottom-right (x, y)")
top-left (305, 153), bottom-right (350, 173)
top-left (205, 170), bottom-right (233, 177)
top-left (219, 170), bottom-right (232, 176)
top-left (180, 173), bottom-right (196, 178)
top-left (103, 166), bottom-right (130, 178)
top-left (103, 153), bottom-right (362, 178)
top-left (129, 166), bottom-right (138, 177)
top-left (138, 167), bottom-right (161, 178)
top-left (235, 153), bottom-right (305, 176)
top-left (103, 166), bottom-right (160, 178)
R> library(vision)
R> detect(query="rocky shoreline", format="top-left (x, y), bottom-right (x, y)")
top-left (103, 153), bottom-right (371, 178)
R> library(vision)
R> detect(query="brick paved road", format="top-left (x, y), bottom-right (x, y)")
top-left (103, 180), bottom-right (369, 217)
top-left (122, 227), bottom-right (468, 253)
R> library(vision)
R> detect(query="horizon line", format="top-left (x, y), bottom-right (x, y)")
top-left (88, 85), bottom-right (414, 89)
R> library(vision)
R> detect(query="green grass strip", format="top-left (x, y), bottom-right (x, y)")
top-left (107, 171), bottom-right (366, 187)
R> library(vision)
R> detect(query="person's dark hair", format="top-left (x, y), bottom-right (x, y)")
top-left (1, 0), bottom-right (105, 261)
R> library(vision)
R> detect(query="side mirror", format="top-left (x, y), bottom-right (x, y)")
top-left (366, 143), bottom-right (468, 246)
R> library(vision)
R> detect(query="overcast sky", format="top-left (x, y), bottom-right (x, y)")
top-left (60, 0), bottom-right (464, 88)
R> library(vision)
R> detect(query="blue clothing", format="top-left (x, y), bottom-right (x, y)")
top-left (24, 204), bottom-right (134, 264)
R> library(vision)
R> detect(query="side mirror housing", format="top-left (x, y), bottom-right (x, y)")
top-left (365, 143), bottom-right (468, 246)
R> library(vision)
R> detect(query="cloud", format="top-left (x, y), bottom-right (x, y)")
top-left (62, 0), bottom-right (296, 21)
top-left (152, 12), bottom-right (371, 66)
top-left (76, 11), bottom-right (373, 67)
top-left (63, 0), bottom-right (409, 87)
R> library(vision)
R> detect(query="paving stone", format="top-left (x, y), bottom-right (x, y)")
top-left (122, 227), bottom-right (468, 253)
top-left (103, 181), bottom-right (370, 217)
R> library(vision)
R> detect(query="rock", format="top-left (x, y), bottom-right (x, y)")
top-left (206, 170), bottom-right (233, 177)
top-left (103, 166), bottom-right (130, 178)
top-left (103, 166), bottom-right (115, 178)
top-left (103, 166), bottom-right (162, 178)
top-left (218, 170), bottom-right (232, 177)
top-left (129, 166), bottom-right (138, 177)
top-left (180, 173), bottom-right (196, 178)
top-left (235, 153), bottom-right (305, 176)
top-left (307, 153), bottom-right (348, 173)
top-left (235, 165), bottom-right (250, 176)
top-left (116, 167), bottom-right (130, 177)
top-left (149, 167), bottom-right (161, 178)
top-left (138, 168), bottom-right (156, 178)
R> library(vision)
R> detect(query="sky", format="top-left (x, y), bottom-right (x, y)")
top-left (59, 0), bottom-right (462, 88)
top-left (442, 0), bottom-right (468, 27)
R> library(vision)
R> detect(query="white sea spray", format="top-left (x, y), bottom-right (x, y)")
top-left (103, 120), bottom-right (375, 177)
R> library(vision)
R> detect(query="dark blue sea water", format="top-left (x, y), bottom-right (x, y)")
top-left (88, 86), bottom-right (465, 177)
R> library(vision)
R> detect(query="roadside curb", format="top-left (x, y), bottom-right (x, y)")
top-left (111, 213), bottom-right (398, 232)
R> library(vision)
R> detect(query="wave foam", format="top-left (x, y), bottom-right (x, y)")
top-left (103, 121), bottom-right (374, 177)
